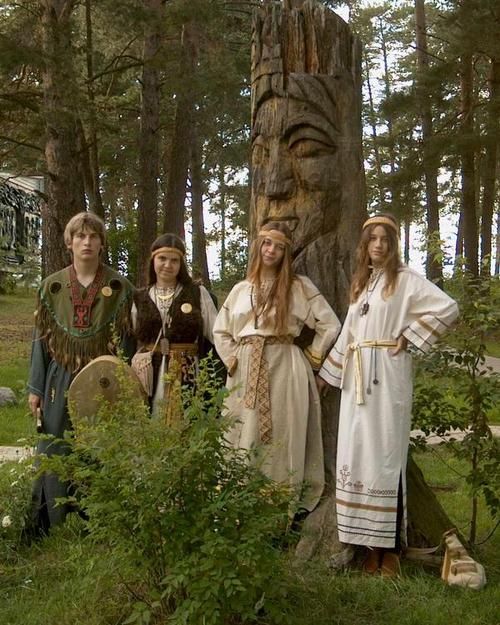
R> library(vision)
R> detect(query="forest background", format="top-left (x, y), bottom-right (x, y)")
top-left (0, 2), bottom-right (499, 623)
top-left (0, 0), bottom-right (498, 288)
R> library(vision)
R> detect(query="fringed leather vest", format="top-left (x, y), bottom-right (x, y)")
top-left (133, 282), bottom-right (203, 350)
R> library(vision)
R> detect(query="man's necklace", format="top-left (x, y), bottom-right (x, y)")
top-left (359, 268), bottom-right (384, 317)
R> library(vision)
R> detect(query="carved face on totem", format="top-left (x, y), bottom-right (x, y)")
top-left (251, 73), bottom-right (355, 254)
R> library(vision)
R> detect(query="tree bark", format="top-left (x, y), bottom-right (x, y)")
top-left (190, 124), bottom-right (210, 286)
top-left (162, 23), bottom-right (196, 239)
top-left (415, 0), bottom-right (443, 286)
top-left (480, 58), bottom-right (500, 275)
top-left (136, 0), bottom-right (163, 286)
top-left (459, 52), bottom-right (478, 276)
top-left (364, 53), bottom-right (385, 210)
top-left (83, 0), bottom-right (105, 220)
top-left (40, 0), bottom-right (85, 274)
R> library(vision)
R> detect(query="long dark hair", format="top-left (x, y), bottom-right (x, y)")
top-left (350, 213), bottom-right (402, 303)
top-left (147, 233), bottom-right (192, 287)
top-left (247, 221), bottom-right (295, 335)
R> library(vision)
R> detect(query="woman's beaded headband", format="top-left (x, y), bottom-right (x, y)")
top-left (362, 216), bottom-right (399, 234)
top-left (258, 229), bottom-right (292, 245)
top-left (151, 246), bottom-right (184, 259)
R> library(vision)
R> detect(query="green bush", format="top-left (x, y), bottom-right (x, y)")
top-left (47, 358), bottom-right (293, 625)
top-left (0, 458), bottom-right (34, 560)
top-left (412, 272), bottom-right (500, 539)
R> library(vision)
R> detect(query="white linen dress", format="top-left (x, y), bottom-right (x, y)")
top-left (319, 266), bottom-right (458, 548)
top-left (213, 275), bottom-right (340, 511)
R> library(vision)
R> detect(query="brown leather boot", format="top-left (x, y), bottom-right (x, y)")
top-left (362, 547), bottom-right (382, 574)
top-left (380, 552), bottom-right (401, 578)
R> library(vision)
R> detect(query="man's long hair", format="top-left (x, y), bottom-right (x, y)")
top-left (350, 213), bottom-right (402, 303)
top-left (247, 221), bottom-right (295, 335)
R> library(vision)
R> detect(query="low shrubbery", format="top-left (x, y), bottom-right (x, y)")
top-left (42, 358), bottom-right (293, 625)
top-left (413, 272), bottom-right (500, 541)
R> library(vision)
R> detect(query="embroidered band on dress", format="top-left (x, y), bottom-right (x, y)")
top-left (240, 335), bottom-right (294, 444)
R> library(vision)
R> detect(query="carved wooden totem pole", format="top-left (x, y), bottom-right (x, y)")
top-left (251, 0), bottom-right (365, 558)
top-left (250, 1), bottom-right (454, 560)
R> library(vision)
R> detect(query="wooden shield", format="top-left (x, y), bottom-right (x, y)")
top-left (68, 355), bottom-right (146, 425)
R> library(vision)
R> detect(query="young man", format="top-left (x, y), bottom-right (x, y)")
top-left (28, 212), bottom-right (134, 534)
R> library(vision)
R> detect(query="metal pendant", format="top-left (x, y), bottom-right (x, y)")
top-left (360, 303), bottom-right (369, 316)
top-left (160, 337), bottom-right (170, 356)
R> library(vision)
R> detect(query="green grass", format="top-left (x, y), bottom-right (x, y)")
top-left (0, 291), bottom-right (499, 624)
top-left (0, 292), bottom-right (36, 445)
top-left (0, 448), bottom-right (498, 625)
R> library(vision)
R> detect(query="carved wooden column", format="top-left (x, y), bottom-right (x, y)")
top-left (250, 0), bottom-right (455, 560)
top-left (250, 0), bottom-right (365, 558)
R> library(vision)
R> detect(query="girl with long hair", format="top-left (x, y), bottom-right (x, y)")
top-left (318, 214), bottom-right (458, 576)
top-left (213, 221), bottom-right (340, 511)
top-left (132, 233), bottom-right (218, 418)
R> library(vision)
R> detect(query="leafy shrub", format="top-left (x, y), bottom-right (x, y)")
top-left (48, 358), bottom-right (293, 625)
top-left (0, 457), bottom-right (34, 560)
top-left (412, 272), bottom-right (500, 539)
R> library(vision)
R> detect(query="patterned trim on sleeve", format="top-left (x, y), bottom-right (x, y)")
top-left (304, 347), bottom-right (322, 371)
top-left (319, 346), bottom-right (344, 387)
top-left (403, 315), bottom-right (451, 353)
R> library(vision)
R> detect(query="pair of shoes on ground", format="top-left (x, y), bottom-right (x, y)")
top-left (362, 548), bottom-right (401, 578)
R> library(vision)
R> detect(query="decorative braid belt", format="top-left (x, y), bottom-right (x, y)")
top-left (240, 335), bottom-right (294, 443)
top-left (343, 340), bottom-right (398, 405)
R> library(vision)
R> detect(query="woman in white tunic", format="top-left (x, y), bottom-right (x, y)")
top-left (318, 214), bottom-right (458, 576)
top-left (213, 221), bottom-right (340, 511)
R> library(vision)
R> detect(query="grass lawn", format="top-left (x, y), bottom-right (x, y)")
top-left (0, 447), bottom-right (498, 625)
top-left (0, 291), bottom-right (499, 624)
top-left (0, 291), bottom-right (36, 445)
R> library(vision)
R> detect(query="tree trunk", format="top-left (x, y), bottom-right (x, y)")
top-left (83, 0), bottom-right (105, 220)
top-left (218, 164), bottom-right (227, 282)
top-left (136, 0), bottom-right (163, 286)
top-left (364, 54), bottom-right (385, 210)
top-left (406, 455), bottom-right (458, 546)
top-left (40, 0), bottom-right (85, 274)
top-left (379, 17), bottom-right (400, 218)
top-left (414, 0), bottom-right (443, 286)
top-left (162, 23), bottom-right (196, 239)
top-left (190, 124), bottom-right (210, 286)
top-left (459, 52), bottom-right (478, 276)
top-left (480, 58), bottom-right (500, 275)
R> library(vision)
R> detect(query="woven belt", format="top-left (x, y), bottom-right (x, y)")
top-left (240, 335), bottom-right (294, 443)
top-left (144, 341), bottom-right (198, 357)
top-left (342, 340), bottom-right (398, 405)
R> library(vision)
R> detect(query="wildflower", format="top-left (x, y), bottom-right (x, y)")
top-left (2, 515), bottom-right (12, 528)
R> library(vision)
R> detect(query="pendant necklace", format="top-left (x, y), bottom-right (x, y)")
top-left (359, 268), bottom-right (383, 317)
top-left (250, 278), bottom-right (275, 329)
top-left (154, 284), bottom-right (176, 355)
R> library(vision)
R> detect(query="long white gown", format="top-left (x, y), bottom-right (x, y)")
top-left (213, 275), bottom-right (340, 511)
top-left (319, 266), bottom-right (458, 548)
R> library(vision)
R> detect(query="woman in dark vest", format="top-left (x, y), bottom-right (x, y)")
top-left (132, 233), bottom-right (218, 420)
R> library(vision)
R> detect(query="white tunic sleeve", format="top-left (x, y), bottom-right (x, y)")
top-left (199, 285), bottom-right (217, 344)
top-left (401, 271), bottom-right (459, 353)
top-left (297, 276), bottom-right (341, 371)
top-left (213, 287), bottom-right (240, 371)
top-left (319, 306), bottom-right (353, 387)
